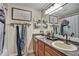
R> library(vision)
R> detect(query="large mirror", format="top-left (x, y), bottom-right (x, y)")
top-left (59, 15), bottom-right (79, 38)
top-left (44, 3), bottom-right (79, 38)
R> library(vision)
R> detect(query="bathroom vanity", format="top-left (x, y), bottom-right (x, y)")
top-left (33, 35), bottom-right (65, 56)
top-left (33, 35), bottom-right (79, 56)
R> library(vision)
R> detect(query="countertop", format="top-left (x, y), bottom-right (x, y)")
top-left (34, 35), bottom-right (79, 56)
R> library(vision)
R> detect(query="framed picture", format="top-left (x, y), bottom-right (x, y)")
top-left (33, 20), bottom-right (41, 29)
top-left (49, 15), bottom-right (58, 24)
top-left (12, 7), bottom-right (32, 21)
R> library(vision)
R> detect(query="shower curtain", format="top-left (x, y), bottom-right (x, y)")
top-left (23, 25), bottom-right (27, 55)
top-left (0, 22), bottom-right (4, 51)
top-left (0, 3), bottom-right (5, 53)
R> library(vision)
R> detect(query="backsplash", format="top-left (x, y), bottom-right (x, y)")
top-left (54, 34), bottom-right (79, 42)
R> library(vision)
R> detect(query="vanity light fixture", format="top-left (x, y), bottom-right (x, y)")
top-left (45, 3), bottom-right (65, 15)
top-left (48, 7), bottom-right (63, 15)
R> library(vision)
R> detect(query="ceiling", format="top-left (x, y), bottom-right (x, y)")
top-left (11, 3), bottom-right (53, 11)
top-left (51, 3), bottom-right (79, 18)
top-left (11, 3), bottom-right (79, 18)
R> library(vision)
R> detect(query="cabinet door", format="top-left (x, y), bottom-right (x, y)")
top-left (36, 40), bottom-right (38, 56)
top-left (45, 45), bottom-right (65, 56)
top-left (33, 38), bottom-right (38, 56)
top-left (38, 40), bottom-right (45, 56)
top-left (33, 39), bottom-right (36, 55)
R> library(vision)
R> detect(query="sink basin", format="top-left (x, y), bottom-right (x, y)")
top-left (52, 41), bottom-right (77, 51)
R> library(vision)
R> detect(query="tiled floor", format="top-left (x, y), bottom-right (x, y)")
top-left (27, 52), bottom-right (35, 56)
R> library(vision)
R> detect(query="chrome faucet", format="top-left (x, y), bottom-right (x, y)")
top-left (63, 33), bottom-right (69, 44)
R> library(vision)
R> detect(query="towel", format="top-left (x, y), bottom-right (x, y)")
top-left (21, 25), bottom-right (25, 55)
top-left (0, 3), bottom-right (5, 52)
top-left (16, 25), bottom-right (22, 56)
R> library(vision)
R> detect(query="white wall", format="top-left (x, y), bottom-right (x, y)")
top-left (5, 3), bottom-right (42, 55)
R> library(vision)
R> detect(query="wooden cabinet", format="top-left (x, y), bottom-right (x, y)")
top-left (33, 37), bottom-right (65, 56)
top-left (36, 41), bottom-right (38, 56)
top-left (45, 44), bottom-right (65, 56)
top-left (38, 40), bottom-right (45, 56)
top-left (33, 38), bottom-right (36, 55)
top-left (33, 38), bottom-right (38, 56)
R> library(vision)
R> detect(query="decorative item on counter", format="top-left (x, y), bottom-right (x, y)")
top-left (51, 31), bottom-right (54, 38)
top-left (45, 30), bottom-right (55, 40)
top-left (47, 31), bottom-right (51, 39)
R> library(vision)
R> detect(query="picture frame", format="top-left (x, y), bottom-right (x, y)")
top-left (49, 15), bottom-right (58, 24)
top-left (33, 19), bottom-right (41, 29)
top-left (12, 7), bottom-right (32, 21)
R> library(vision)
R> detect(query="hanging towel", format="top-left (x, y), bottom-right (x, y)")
top-left (24, 25), bottom-right (27, 55)
top-left (0, 3), bottom-right (5, 52)
top-left (16, 25), bottom-right (22, 56)
top-left (21, 25), bottom-right (25, 54)
top-left (0, 22), bottom-right (4, 51)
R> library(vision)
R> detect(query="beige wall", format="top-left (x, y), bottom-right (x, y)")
top-left (5, 3), bottom-right (42, 55)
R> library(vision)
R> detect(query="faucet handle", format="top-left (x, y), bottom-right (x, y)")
top-left (71, 32), bottom-right (74, 37)
top-left (63, 33), bottom-right (67, 37)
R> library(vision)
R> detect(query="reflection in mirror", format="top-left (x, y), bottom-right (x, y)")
top-left (42, 20), bottom-right (48, 29)
top-left (59, 15), bottom-right (79, 38)
top-left (60, 20), bottom-right (69, 35)
top-left (48, 15), bottom-right (79, 38)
